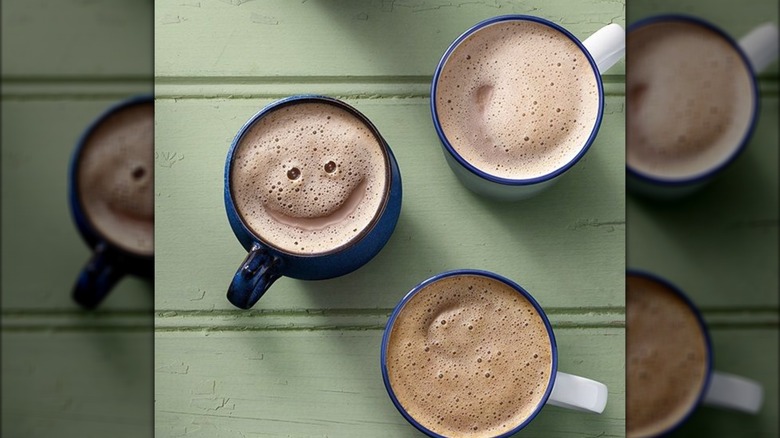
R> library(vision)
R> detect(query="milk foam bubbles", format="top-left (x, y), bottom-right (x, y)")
top-left (435, 19), bottom-right (601, 180)
top-left (230, 101), bottom-right (388, 255)
top-left (386, 274), bottom-right (552, 437)
top-left (77, 101), bottom-right (154, 256)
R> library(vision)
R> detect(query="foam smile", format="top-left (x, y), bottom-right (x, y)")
top-left (266, 179), bottom-right (367, 231)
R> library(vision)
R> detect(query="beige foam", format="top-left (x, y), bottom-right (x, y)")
top-left (435, 20), bottom-right (600, 180)
top-left (627, 21), bottom-right (755, 180)
top-left (230, 102), bottom-right (388, 255)
top-left (77, 102), bottom-right (154, 256)
top-left (386, 274), bottom-right (552, 437)
top-left (626, 275), bottom-right (709, 438)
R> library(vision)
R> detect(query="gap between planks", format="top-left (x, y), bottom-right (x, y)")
top-left (4, 75), bottom-right (622, 99)
top-left (3, 307), bottom-right (779, 332)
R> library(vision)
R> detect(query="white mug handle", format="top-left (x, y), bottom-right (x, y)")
top-left (547, 371), bottom-right (608, 413)
top-left (582, 23), bottom-right (626, 74)
top-left (738, 23), bottom-right (779, 74)
top-left (703, 371), bottom-right (764, 414)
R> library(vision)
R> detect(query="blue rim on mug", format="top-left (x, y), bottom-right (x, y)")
top-left (626, 15), bottom-right (760, 189)
top-left (626, 270), bottom-right (715, 436)
top-left (430, 15), bottom-right (606, 187)
top-left (68, 94), bottom-right (154, 309)
top-left (224, 95), bottom-right (402, 308)
top-left (380, 269), bottom-right (559, 437)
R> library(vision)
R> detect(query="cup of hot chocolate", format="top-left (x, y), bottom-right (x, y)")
top-left (431, 15), bottom-right (625, 200)
top-left (627, 16), bottom-right (779, 199)
top-left (626, 271), bottom-right (764, 437)
top-left (69, 95), bottom-right (154, 309)
top-left (381, 270), bottom-right (608, 437)
top-left (224, 95), bottom-right (402, 309)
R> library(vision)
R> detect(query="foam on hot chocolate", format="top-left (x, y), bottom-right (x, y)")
top-left (435, 19), bottom-right (601, 180)
top-left (77, 101), bottom-right (154, 256)
top-left (386, 274), bottom-right (553, 437)
top-left (230, 101), bottom-right (388, 255)
top-left (626, 274), bottom-right (709, 438)
top-left (627, 20), bottom-right (755, 180)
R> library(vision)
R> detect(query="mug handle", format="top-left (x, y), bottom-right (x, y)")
top-left (73, 243), bottom-right (125, 309)
top-left (738, 23), bottom-right (779, 74)
top-left (227, 245), bottom-right (282, 309)
top-left (703, 371), bottom-right (764, 414)
top-left (547, 371), bottom-right (609, 414)
top-left (582, 23), bottom-right (626, 74)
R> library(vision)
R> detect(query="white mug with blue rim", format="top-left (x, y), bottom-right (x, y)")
top-left (431, 15), bottom-right (625, 200)
top-left (382, 270), bottom-right (609, 437)
top-left (626, 16), bottom-right (779, 199)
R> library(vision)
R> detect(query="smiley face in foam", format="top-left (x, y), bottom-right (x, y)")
top-left (230, 101), bottom-right (389, 255)
top-left (77, 102), bottom-right (154, 256)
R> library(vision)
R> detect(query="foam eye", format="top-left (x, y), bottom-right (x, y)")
top-left (131, 166), bottom-right (146, 180)
top-left (324, 161), bottom-right (337, 173)
top-left (287, 167), bottom-right (301, 180)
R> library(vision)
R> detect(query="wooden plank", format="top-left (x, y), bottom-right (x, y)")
top-left (154, 96), bottom-right (625, 312)
top-left (154, 0), bottom-right (626, 79)
top-left (627, 97), bottom-right (779, 308)
top-left (1, 0), bottom-right (153, 78)
top-left (1, 100), bottom-right (153, 311)
top-left (1, 331), bottom-right (153, 438)
top-left (154, 327), bottom-right (624, 437)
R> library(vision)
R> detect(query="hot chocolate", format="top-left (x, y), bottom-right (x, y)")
top-left (626, 273), bottom-right (710, 438)
top-left (627, 20), bottom-right (755, 180)
top-left (77, 101), bottom-right (154, 256)
top-left (385, 273), bottom-right (553, 437)
top-left (435, 19), bottom-right (601, 180)
top-left (229, 101), bottom-right (389, 255)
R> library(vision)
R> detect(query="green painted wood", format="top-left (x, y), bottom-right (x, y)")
top-left (1, 331), bottom-right (153, 438)
top-left (1, 100), bottom-right (153, 311)
top-left (155, 328), bottom-right (625, 437)
top-left (153, 0), bottom-right (627, 436)
top-left (154, 0), bottom-right (626, 79)
top-left (2, 0), bottom-right (153, 437)
top-left (1, 0), bottom-right (153, 78)
top-left (626, 77), bottom-right (778, 306)
top-left (626, 1), bottom-right (778, 436)
top-left (154, 97), bottom-right (625, 312)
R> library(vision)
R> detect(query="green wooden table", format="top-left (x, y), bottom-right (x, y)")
top-left (626, 1), bottom-right (779, 437)
top-left (1, 1), bottom-right (153, 436)
top-left (154, 1), bottom-right (625, 437)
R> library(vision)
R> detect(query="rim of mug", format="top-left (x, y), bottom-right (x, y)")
top-left (224, 95), bottom-right (394, 258)
top-left (625, 14), bottom-right (760, 188)
top-left (68, 94), bottom-right (155, 261)
top-left (430, 14), bottom-right (606, 187)
top-left (380, 269), bottom-right (559, 438)
top-left (626, 269), bottom-right (715, 437)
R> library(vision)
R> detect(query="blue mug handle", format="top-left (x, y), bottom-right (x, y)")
top-left (73, 243), bottom-right (125, 309)
top-left (227, 245), bottom-right (282, 309)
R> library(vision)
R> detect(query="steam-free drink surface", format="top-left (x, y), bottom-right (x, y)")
top-left (435, 19), bottom-right (600, 180)
top-left (386, 274), bottom-right (553, 437)
top-left (77, 102), bottom-right (153, 256)
top-left (230, 101), bottom-right (388, 255)
top-left (626, 275), bottom-right (709, 438)
top-left (627, 20), bottom-right (754, 180)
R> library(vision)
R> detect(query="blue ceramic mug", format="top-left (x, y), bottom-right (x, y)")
top-left (224, 95), bottom-right (402, 309)
top-left (431, 15), bottom-right (625, 200)
top-left (626, 16), bottom-right (778, 199)
top-left (626, 271), bottom-right (764, 437)
top-left (382, 270), bottom-right (608, 437)
top-left (69, 95), bottom-right (154, 309)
